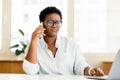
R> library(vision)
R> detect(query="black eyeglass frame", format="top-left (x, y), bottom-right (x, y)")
top-left (45, 20), bottom-right (62, 27)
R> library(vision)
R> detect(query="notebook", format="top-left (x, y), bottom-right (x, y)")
top-left (85, 49), bottom-right (120, 80)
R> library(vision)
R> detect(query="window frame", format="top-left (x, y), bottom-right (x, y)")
top-left (0, 0), bottom-right (12, 54)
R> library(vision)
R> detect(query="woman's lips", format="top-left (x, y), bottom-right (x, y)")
top-left (51, 29), bottom-right (57, 32)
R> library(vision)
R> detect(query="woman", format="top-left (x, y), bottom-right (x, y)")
top-left (23, 6), bottom-right (104, 76)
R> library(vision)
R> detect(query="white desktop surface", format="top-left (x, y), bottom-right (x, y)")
top-left (0, 74), bottom-right (93, 80)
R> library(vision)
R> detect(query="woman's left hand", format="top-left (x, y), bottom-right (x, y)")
top-left (90, 67), bottom-right (104, 76)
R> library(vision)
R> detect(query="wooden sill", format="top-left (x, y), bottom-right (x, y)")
top-left (0, 53), bottom-right (24, 61)
top-left (0, 54), bottom-right (25, 74)
top-left (102, 61), bottom-right (113, 75)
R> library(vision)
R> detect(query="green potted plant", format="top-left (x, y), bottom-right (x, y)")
top-left (10, 29), bottom-right (28, 56)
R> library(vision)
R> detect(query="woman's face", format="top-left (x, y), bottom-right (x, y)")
top-left (43, 13), bottom-right (62, 37)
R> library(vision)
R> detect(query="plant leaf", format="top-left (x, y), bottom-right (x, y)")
top-left (9, 44), bottom-right (19, 49)
top-left (15, 49), bottom-right (23, 56)
top-left (23, 44), bottom-right (27, 49)
top-left (19, 29), bottom-right (24, 36)
top-left (22, 48), bottom-right (25, 53)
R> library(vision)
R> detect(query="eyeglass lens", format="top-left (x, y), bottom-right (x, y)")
top-left (47, 20), bottom-right (62, 27)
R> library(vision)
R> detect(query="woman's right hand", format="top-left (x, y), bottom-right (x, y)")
top-left (25, 24), bottom-right (45, 63)
top-left (31, 24), bottom-right (46, 44)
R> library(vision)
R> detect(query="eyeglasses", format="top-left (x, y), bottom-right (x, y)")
top-left (46, 20), bottom-right (62, 27)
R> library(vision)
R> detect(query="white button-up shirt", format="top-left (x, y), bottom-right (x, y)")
top-left (23, 36), bottom-right (90, 75)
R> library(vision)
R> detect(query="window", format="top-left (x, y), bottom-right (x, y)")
top-left (0, 0), bottom-right (2, 49)
top-left (11, 0), bottom-right (68, 52)
top-left (74, 0), bottom-right (120, 53)
top-left (2, 0), bottom-right (120, 54)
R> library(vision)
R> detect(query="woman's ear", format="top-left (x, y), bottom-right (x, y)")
top-left (42, 22), bottom-right (46, 28)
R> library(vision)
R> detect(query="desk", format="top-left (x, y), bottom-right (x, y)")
top-left (0, 74), bottom-right (92, 80)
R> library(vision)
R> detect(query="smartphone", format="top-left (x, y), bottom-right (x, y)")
top-left (39, 22), bottom-right (43, 39)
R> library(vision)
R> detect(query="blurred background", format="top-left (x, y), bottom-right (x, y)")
top-left (0, 0), bottom-right (120, 75)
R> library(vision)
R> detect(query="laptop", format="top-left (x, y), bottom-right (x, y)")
top-left (85, 49), bottom-right (120, 80)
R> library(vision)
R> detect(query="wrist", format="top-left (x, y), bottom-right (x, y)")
top-left (88, 67), bottom-right (93, 76)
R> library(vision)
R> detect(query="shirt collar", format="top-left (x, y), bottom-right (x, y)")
top-left (39, 36), bottom-right (61, 48)
top-left (39, 37), bottom-right (47, 48)
top-left (55, 36), bottom-right (61, 48)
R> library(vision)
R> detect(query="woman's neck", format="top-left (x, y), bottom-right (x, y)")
top-left (44, 36), bottom-right (57, 45)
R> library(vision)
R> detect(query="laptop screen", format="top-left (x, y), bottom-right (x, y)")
top-left (107, 49), bottom-right (120, 79)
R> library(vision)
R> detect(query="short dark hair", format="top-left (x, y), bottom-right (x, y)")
top-left (39, 6), bottom-right (62, 23)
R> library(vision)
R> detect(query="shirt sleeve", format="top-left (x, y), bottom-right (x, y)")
top-left (23, 59), bottom-right (40, 74)
top-left (73, 42), bottom-right (90, 75)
